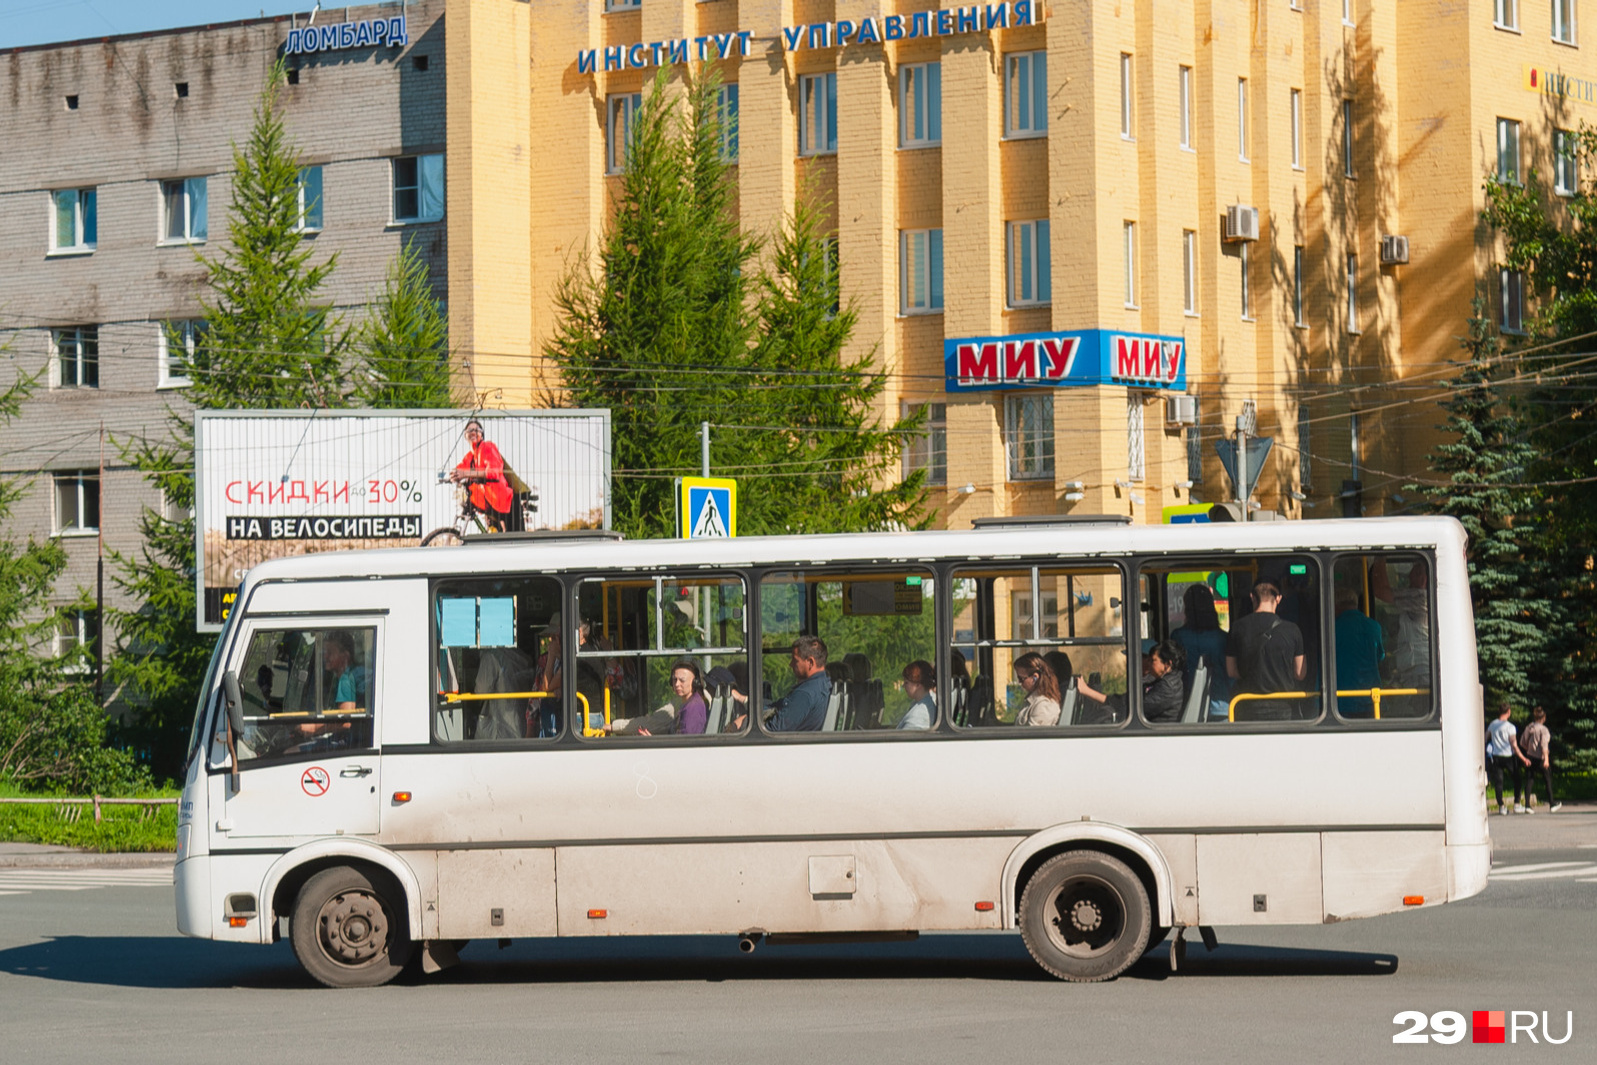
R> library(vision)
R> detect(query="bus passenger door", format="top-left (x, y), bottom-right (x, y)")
top-left (210, 620), bottom-right (385, 839)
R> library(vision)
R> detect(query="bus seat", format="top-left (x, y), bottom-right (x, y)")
top-left (705, 684), bottom-right (728, 735)
top-left (823, 686), bottom-right (845, 731)
top-left (950, 677), bottom-right (970, 727)
top-left (1062, 686), bottom-right (1083, 725)
top-left (1181, 660), bottom-right (1210, 723)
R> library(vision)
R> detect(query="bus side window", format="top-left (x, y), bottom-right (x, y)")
top-left (1332, 553), bottom-right (1433, 721)
top-left (432, 576), bottom-right (563, 742)
top-left (951, 564), bottom-right (1127, 729)
top-left (577, 574), bottom-right (750, 738)
top-left (1141, 556), bottom-right (1324, 725)
top-left (757, 570), bottom-right (937, 733)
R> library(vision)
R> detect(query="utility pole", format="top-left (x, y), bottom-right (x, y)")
top-left (701, 421), bottom-right (710, 477)
top-left (1234, 414), bottom-right (1249, 523)
top-left (95, 420), bottom-right (105, 707)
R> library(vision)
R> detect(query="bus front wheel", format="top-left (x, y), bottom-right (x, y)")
top-left (290, 866), bottom-right (414, 988)
top-left (1019, 851), bottom-right (1151, 982)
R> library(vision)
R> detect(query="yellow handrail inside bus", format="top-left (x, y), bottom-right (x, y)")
top-left (441, 691), bottom-right (551, 703)
top-left (265, 707), bottom-right (369, 719)
top-left (1227, 688), bottom-right (1432, 721)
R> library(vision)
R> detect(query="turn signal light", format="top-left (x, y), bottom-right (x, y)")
top-left (392, 792), bottom-right (412, 804)
top-left (1403, 895), bottom-right (1425, 907)
top-left (974, 901), bottom-right (995, 912)
top-left (587, 909), bottom-right (608, 920)
top-left (227, 916), bottom-right (249, 928)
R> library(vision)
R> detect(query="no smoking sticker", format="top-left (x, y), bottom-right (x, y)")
top-left (300, 766), bottom-right (330, 797)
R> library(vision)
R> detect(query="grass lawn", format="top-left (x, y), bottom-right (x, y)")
top-left (0, 782), bottom-right (180, 852)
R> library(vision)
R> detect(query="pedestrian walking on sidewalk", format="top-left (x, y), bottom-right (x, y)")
top-left (1520, 707), bottom-right (1562, 813)
top-left (1486, 701), bottom-right (1528, 815)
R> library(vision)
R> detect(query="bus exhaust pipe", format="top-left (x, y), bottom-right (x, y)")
top-left (738, 934), bottom-right (762, 954)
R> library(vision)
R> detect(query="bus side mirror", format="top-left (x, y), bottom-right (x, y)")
top-left (223, 670), bottom-right (244, 736)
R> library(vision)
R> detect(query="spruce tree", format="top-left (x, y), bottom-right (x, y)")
top-left (109, 61), bottom-right (350, 779)
top-left (1417, 302), bottom-right (1553, 707)
top-left (547, 69), bottom-right (925, 538)
top-left (351, 239), bottom-right (454, 409)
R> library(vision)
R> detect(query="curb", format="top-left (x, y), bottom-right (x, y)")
top-left (0, 852), bottom-right (175, 870)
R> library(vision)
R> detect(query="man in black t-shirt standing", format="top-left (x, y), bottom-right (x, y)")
top-left (1225, 581), bottom-right (1307, 720)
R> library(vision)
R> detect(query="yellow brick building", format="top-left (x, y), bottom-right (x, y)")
top-left (446, 0), bottom-right (1575, 526)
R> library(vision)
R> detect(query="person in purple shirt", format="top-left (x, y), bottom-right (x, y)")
top-left (670, 660), bottom-right (711, 735)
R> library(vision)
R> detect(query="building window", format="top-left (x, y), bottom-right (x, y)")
top-left (54, 326), bottom-right (98, 389)
top-left (1294, 245), bottom-right (1306, 327)
top-left (1501, 268), bottom-right (1526, 333)
top-left (1343, 0), bottom-right (1355, 24)
top-left (1346, 254), bottom-right (1359, 333)
top-left (899, 62), bottom-right (942, 148)
top-left (900, 229), bottom-right (944, 314)
top-left (1290, 89), bottom-right (1302, 169)
top-left (1123, 221), bottom-right (1138, 307)
top-left (1555, 129), bottom-right (1579, 195)
top-left (903, 402), bottom-right (948, 486)
top-left (1240, 243), bottom-right (1252, 319)
top-left (1182, 229), bottom-right (1198, 315)
top-left (56, 609), bottom-right (100, 670)
top-left (1008, 220), bottom-right (1052, 306)
top-left (1554, 0), bottom-right (1576, 43)
top-left (800, 73), bottom-right (838, 156)
top-left (606, 93), bottom-right (643, 174)
top-left (717, 83), bottom-right (739, 162)
top-left (1497, 118), bottom-right (1521, 184)
top-left (1237, 78), bottom-right (1249, 161)
top-left (1342, 99), bottom-right (1355, 177)
top-left (394, 155), bottom-right (444, 222)
top-left (1179, 65), bottom-right (1193, 149)
top-left (54, 471), bottom-right (99, 535)
top-left (162, 489), bottom-right (193, 524)
top-left (51, 187), bottom-right (96, 252)
top-left (1120, 53), bottom-right (1134, 138)
top-left (1005, 51), bottom-right (1047, 137)
top-left (1005, 394), bottom-right (1054, 480)
top-left (1186, 423), bottom-right (1204, 484)
top-left (160, 177), bottom-right (207, 243)
top-left (160, 319), bottom-right (205, 389)
top-left (1496, 0), bottom-right (1520, 29)
top-left (821, 235), bottom-right (840, 319)
top-left (1127, 395), bottom-right (1146, 482)
top-left (1297, 403), bottom-right (1313, 491)
top-left (604, 0), bottom-right (641, 10)
top-left (295, 166), bottom-right (323, 231)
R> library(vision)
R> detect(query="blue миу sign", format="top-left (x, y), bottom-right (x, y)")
top-left (944, 329), bottom-right (1188, 393)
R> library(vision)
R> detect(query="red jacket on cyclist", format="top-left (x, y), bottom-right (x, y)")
top-left (450, 419), bottom-right (514, 529)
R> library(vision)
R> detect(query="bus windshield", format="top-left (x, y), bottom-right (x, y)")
top-left (185, 606), bottom-right (234, 770)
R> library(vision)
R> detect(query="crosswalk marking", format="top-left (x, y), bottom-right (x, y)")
top-left (1490, 862), bottom-right (1597, 882)
top-left (0, 868), bottom-right (171, 895)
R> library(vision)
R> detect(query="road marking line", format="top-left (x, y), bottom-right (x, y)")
top-left (1492, 861), bottom-right (1591, 873)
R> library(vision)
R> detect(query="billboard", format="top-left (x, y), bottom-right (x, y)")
top-left (943, 328), bottom-right (1187, 392)
top-left (195, 409), bottom-right (611, 630)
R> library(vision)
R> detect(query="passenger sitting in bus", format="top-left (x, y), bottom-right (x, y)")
top-left (733, 637), bottom-right (831, 732)
top-left (1012, 652), bottom-right (1062, 726)
top-left (1077, 641), bottom-right (1185, 723)
top-left (898, 660), bottom-right (936, 730)
top-left (1043, 650), bottom-right (1073, 691)
top-left (1225, 581), bottom-right (1307, 720)
top-left (1333, 585), bottom-right (1384, 717)
top-left (609, 660), bottom-right (712, 736)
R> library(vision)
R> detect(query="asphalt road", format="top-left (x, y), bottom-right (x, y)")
top-left (1, 813), bottom-right (1593, 1065)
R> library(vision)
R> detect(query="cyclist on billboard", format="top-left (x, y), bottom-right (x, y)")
top-left (448, 418), bottom-right (514, 532)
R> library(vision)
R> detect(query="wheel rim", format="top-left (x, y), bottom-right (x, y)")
top-left (1043, 874), bottom-right (1126, 959)
top-left (317, 889), bottom-right (390, 967)
top-left (422, 528), bottom-right (464, 547)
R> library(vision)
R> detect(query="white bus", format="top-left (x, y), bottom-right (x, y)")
top-left (174, 515), bottom-right (1488, 987)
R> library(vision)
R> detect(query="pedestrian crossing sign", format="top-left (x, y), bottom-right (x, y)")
top-left (681, 477), bottom-right (737, 539)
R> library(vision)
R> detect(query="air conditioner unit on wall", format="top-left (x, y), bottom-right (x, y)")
top-left (1165, 394), bottom-right (1198, 425)
top-left (1224, 205), bottom-right (1260, 242)
top-left (1380, 235), bottom-right (1410, 265)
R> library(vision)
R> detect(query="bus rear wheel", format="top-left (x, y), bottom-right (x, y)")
top-left (290, 866), bottom-right (413, 988)
top-left (1019, 851), bottom-right (1151, 982)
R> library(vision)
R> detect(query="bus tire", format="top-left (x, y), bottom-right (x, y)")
top-left (290, 866), bottom-right (414, 988)
top-left (1018, 851), bottom-right (1151, 983)
top-left (420, 527), bottom-right (464, 547)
